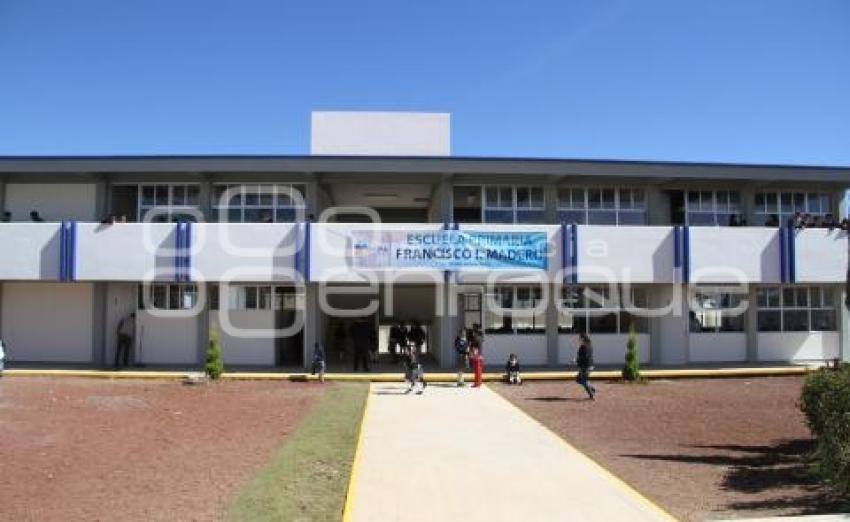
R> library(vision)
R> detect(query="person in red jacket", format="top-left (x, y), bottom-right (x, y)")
top-left (470, 346), bottom-right (484, 387)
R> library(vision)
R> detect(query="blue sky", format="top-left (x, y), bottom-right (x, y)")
top-left (0, 0), bottom-right (848, 165)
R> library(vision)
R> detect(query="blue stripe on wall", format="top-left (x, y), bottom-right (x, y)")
top-left (673, 226), bottom-right (681, 279)
top-left (59, 221), bottom-right (68, 281)
top-left (304, 221), bottom-right (311, 283)
top-left (561, 223), bottom-right (568, 285)
top-left (779, 226), bottom-right (788, 283)
top-left (682, 226), bottom-right (690, 283)
top-left (184, 222), bottom-right (192, 282)
top-left (788, 226), bottom-right (796, 283)
top-left (68, 221), bottom-right (76, 281)
top-left (570, 223), bottom-right (578, 283)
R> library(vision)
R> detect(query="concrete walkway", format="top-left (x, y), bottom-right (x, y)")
top-left (345, 383), bottom-right (674, 522)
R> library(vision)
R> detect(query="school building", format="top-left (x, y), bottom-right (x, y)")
top-left (0, 111), bottom-right (848, 369)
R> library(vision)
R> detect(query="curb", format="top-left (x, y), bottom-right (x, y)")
top-left (342, 382), bottom-right (371, 522)
top-left (1, 366), bottom-right (812, 382)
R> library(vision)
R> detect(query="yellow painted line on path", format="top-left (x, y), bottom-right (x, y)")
top-left (342, 382), bottom-right (372, 522)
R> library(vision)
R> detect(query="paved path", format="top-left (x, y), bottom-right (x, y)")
top-left (346, 383), bottom-right (674, 522)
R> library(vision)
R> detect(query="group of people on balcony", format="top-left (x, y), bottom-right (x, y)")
top-left (787, 212), bottom-right (848, 230)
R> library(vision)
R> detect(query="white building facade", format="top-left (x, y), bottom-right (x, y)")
top-left (0, 115), bottom-right (848, 369)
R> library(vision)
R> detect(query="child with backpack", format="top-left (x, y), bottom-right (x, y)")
top-left (505, 353), bottom-right (521, 385)
top-left (470, 346), bottom-right (484, 387)
top-left (454, 329), bottom-right (469, 387)
top-left (311, 342), bottom-right (326, 383)
top-left (403, 346), bottom-right (426, 394)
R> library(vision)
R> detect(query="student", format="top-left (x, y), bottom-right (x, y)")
top-left (574, 333), bottom-right (596, 400)
top-left (0, 338), bottom-right (6, 377)
top-left (505, 353), bottom-right (521, 385)
top-left (1, 211), bottom-right (10, 222)
top-left (114, 312), bottom-right (135, 369)
top-left (403, 345), bottom-right (426, 395)
top-left (454, 329), bottom-right (469, 387)
top-left (765, 214), bottom-right (779, 227)
top-left (470, 346), bottom-right (484, 388)
top-left (823, 213), bottom-right (837, 230)
top-left (350, 320), bottom-right (371, 372)
top-left (29, 210), bottom-right (44, 222)
top-left (311, 342), bottom-right (326, 383)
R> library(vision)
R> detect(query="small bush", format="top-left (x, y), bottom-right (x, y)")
top-left (800, 364), bottom-right (850, 497)
top-left (205, 330), bottom-right (224, 380)
top-left (621, 322), bottom-right (641, 382)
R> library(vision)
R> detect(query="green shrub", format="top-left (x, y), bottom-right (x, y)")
top-left (800, 364), bottom-right (850, 497)
top-left (621, 322), bottom-right (641, 382)
top-left (205, 329), bottom-right (224, 380)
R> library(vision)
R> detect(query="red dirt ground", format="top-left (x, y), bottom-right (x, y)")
top-left (0, 377), bottom-right (323, 521)
top-left (495, 376), bottom-right (848, 521)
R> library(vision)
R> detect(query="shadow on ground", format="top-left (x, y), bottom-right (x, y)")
top-left (622, 439), bottom-right (849, 516)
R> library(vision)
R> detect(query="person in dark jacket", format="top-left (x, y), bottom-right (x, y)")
top-left (350, 320), bottom-right (372, 372)
top-left (574, 333), bottom-right (596, 400)
top-left (388, 323), bottom-right (403, 363)
top-left (408, 321), bottom-right (426, 354)
top-left (505, 353), bottom-right (521, 385)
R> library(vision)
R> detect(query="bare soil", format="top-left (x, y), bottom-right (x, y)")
top-left (0, 377), bottom-right (323, 521)
top-left (494, 376), bottom-right (848, 521)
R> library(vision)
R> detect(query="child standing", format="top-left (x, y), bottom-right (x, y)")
top-left (454, 329), bottom-right (469, 387)
top-left (505, 353), bottom-right (521, 385)
top-left (403, 346), bottom-right (426, 394)
top-left (311, 342), bottom-right (326, 383)
top-left (470, 346), bottom-right (484, 387)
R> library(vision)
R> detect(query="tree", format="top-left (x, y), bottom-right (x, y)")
top-left (622, 322), bottom-right (641, 382)
top-left (205, 329), bottom-right (224, 380)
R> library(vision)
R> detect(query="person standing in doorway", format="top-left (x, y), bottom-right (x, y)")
top-left (388, 323), bottom-right (402, 364)
top-left (470, 346), bottom-right (484, 387)
top-left (311, 342), bottom-right (326, 383)
top-left (574, 333), bottom-right (596, 400)
top-left (114, 312), bottom-right (135, 369)
top-left (408, 320), bottom-right (426, 355)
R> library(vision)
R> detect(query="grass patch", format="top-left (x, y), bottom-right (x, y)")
top-left (227, 382), bottom-right (368, 522)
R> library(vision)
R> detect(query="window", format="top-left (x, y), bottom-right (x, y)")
top-left (454, 185), bottom-right (545, 224)
top-left (685, 190), bottom-right (740, 226)
top-left (212, 184), bottom-right (306, 223)
top-left (132, 184), bottom-right (200, 222)
top-left (484, 286), bottom-right (546, 334)
top-left (138, 284), bottom-right (198, 310)
top-left (757, 285), bottom-right (836, 332)
top-left (559, 286), bottom-right (648, 334)
top-left (217, 285), bottom-right (297, 311)
top-left (689, 287), bottom-right (745, 333)
top-left (556, 188), bottom-right (646, 225)
top-left (754, 191), bottom-right (833, 226)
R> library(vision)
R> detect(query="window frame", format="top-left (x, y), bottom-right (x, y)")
top-left (556, 187), bottom-right (647, 226)
top-left (484, 285), bottom-right (547, 334)
top-left (756, 285), bottom-right (836, 332)
top-left (212, 183), bottom-right (307, 223)
top-left (454, 185), bottom-right (546, 224)
top-left (684, 189), bottom-right (741, 226)
top-left (753, 191), bottom-right (833, 226)
top-left (689, 286), bottom-right (746, 333)
top-left (558, 285), bottom-right (649, 334)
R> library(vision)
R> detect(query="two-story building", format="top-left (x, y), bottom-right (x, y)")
top-left (0, 112), bottom-right (848, 370)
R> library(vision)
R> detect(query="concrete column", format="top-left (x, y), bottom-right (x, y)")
top-left (746, 284), bottom-right (759, 363)
top-left (92, 282), bottom-right (107, 367)
top-left (303, 283), bottom-right (319, 370)
top-left (740, 185), bottom-right (756, 226)
top-left (429, 176), bottom-right (452, 223)
top-left (546, 283), bottom-right (560, 367)
top-left (198, 178), bottom-right (213, 222)
top-left (197, 283), bottom-right (211, 367)
top-left (544, 184), bottom-right (558, 224)
top-left (434, 282), bottom-right (457, 369)
top-left (0, 177), bottom-right (6, 215)
top-left (306, 178), bottom-right (319, 220)
top-left (94, 176), bottom-right (109, 221)
top-left (645, 186), bottom-right (668, 226)
top-left (839, 287), bottom-right (850, 363)
top-left (651, 284), bottom-right (689, 366)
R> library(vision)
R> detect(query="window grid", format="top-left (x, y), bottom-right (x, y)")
top-left (559, 285), bottom-right (648, 334)
top-left (212, 183), bottom-right (306, 223)
top-left (556, 187), bottom-right (647, 225)
top-left (484, 286), bottom-right (546, 334)
top-left (690, 287), bottom-right (745, 333)
top-left (137, 183), bottom-right (201, 222)
top-left (478, 185), bottom-right (545, 224)
top-left (685, 190), bottom-right (741, 226)
top-left (138, 283), bottom-right (198, 310)
top-left (756, 285), bottom-right (836, 332)
top-left (217, 285), bottom-right (297, 311)
top-left (753, 191), bottom-right (833, 226)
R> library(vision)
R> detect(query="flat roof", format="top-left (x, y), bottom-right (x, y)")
top-left (0, 154), bottom-right (849, 182)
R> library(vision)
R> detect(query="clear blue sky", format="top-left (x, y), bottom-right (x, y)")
top-left (0, 0), bottom-right (848, 165)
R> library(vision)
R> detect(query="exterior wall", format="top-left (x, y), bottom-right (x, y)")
top-left (757, 332), bottom-right (839, 362)
top-left (210, 311), bottom-right (276, 366)
top-left (6, 183), bottom-right (97, 221)
top-left (688, 333), bottom-right (747, 363)
top-left (576, 226), bottom-right (674, 283)
top-left (558, 333), bottom-right (650, 366)
top-left (1, 282), bottom-right (94, 362)
top-left (0, 223), bottom-right (61, 280)
top-left (136, 311), bottom-right (198, 365)
top-left (193, 223), bottom-right (298, 282)
top-left (795, 229), bottom-right (848, 282)
top-left (689, 228), bottom-right (780, 283)
top-left (77, 223), bottom-right (176, 281)
top-left (486, 334), bottom-right (547, 366)
top-left (311, 111), bottom-right (450, 156)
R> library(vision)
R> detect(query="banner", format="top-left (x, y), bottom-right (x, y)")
top-left (350, 230), bottom-right (549, 270)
